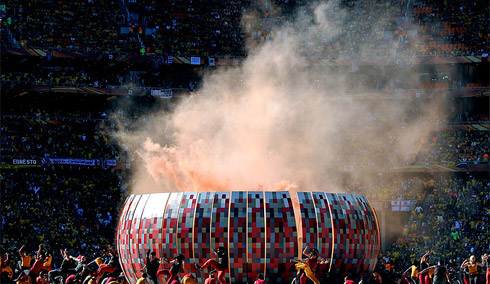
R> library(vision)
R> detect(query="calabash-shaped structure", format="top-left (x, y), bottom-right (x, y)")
top-left (117, 192), bottom-right (379, 283)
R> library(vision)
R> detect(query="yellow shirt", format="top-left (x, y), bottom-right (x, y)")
top-left (428, 267), bottom-right (435, 278)
top-left (468, 264), bottom-right (478, 275)
top-left (411, 265), bottom-right (419, 277)
top-left (95, 257), bottom-right (103, 267)
top-left (181, 276), bottom-right (198, 284)
top-left (43, 256), bottom-right (52, 268)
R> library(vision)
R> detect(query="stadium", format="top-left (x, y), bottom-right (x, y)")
top-left (1, 0), bottom-right (489, 284)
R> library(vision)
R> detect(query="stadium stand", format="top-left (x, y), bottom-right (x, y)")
top-left (0, 0), bottom-right (489, 283)
top-left (378, 176), bottom-right (489, 281)
top-left (1, 0), bottom-right (488, 57)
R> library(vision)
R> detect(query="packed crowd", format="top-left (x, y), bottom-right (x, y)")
top-left (1, 169), bottom-right (125, 256)
top-left (331, 129), bottom-right (489, 171)
top-left (0, 92), bottom-right (172, 163)
top-left (0, 66), bottom-right (123, 89)
top-left (1, 0), bottom-right (125, 52)
top-left (3, 53), bottom-right (487, 92)
top-left (1, 0), bottom-right (246, 55)
top-left (412, 0), bottom-right (489, 56)
top-left (1, 107), bottom-right (487, 170)
top-left (341, 174), bottom-right (490, 283)
top-left (1, 116), bottom-right (118, 160)
top-left (426, 130), bottom-right (490, 166)
top-left (1, 108), bottom-right (488, 284)
top-left (341, 175), bottom-right (430, 202)
top-left (1, 0), bottom-right (488, 57)
top-left (379, 176), bottom-right (490, 279)
top-left (253, 0), bottom-right (412, 58)
top-left (0, 57), bottom-right (199, 90)
top-left (128, 0), bottom-right (247, 56)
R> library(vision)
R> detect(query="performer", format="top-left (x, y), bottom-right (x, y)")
top-left (180, 273), bottom-right (198, 284)
top-left (1, 253), bottom-right (13, 281)
top-left (344, 276), bottom-right (356, 284)
top-left (461, 255), bottom-right (485, 284)
top-left (157, 254), bottom-right (185, 284)
top-left (48, 249), bottom-right (77, 284)
top-left (137, 273), bottom-right (150, 284)
top-left (290, 246), bottom-right (320, 284)
top-left (418, 265), bottom-right (435, 284)
top-left (419, 251), bottom-right (431, 284)
top-left (418, 260), bottom-right (451, 284)
top-left (19, 245), bottom-right (32, 271)
top-left (372, 272), bottom-right (382, 284)
top-left (402, 260), bottom-right (419, 284)
top-left (482, 254), bottom-right (489, 284)
top-left (204, 274), bottom-right (216, 284)
top-left (195, 246), bottom-right (228, 284)
top-left (143, 250), bottom-right (161, 284)
top-left (93, 245), bottom-right (119, 283)
top-left (36, 270), bottom-right (50, 284)
top-left (29, 245), bottom-right (50, 279)
top-left (254, 273), bottom-right (266, 284)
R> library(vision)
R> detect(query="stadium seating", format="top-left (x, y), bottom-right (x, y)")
top-left (379, 176), bottom-right (489, 277)
top-left (1, 0), bottom-right (487, 57)
top-left (0, 0), bottom-right (488, 283)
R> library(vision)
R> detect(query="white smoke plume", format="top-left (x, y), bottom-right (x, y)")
top-left (114, 0), bottom-right (447, 195)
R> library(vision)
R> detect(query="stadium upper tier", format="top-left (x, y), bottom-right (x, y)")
top-left (1, 93), bottom-right (488, 171)
top-left (1, 0), bottom-right (488, 57)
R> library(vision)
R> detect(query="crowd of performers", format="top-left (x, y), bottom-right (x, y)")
top-left (140, 246), bottom-right (325, 284)
top-left (138, 246), bottom-right (253, 284)
top-left (2, 244), bottom-right (489, 284)
top-left (401, 252), bottom-right (489, 284)
top-left (0, 245), bottom-right (125, 284)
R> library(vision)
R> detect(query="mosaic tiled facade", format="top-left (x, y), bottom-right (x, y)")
top-left (117, 192), bottom-right (379, 283)
top-left (229, 192), bottom-right (247, 283)
top-left (246, 191), bottom-right (266, 283)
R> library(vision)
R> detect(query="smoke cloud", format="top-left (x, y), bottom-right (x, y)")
top-left (114, 1), bottom-right (446, 196)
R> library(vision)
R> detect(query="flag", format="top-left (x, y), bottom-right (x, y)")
top-left (391, 200), bottom-right (400, 211)
top-left (190, 57), bottom-right (201, 65)
top-left (401, 201), bottom-right (410, 211)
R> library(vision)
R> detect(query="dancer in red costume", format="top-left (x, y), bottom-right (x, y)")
top-left (419, 251), bottom-right (431, 284)
top-left (157, 254), bottom-right (185, 284)
top-left (195, 246), bottom-right (228, 284)
top-left (483, 254), bottom-right (489, 284)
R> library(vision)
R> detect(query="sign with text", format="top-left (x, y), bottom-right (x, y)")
top-left (12, 158), bottom-right (40, 165)
top-left (43, 158), bottom-right (100, 167)
top-left (151, 89), bottom-right (173, 98)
